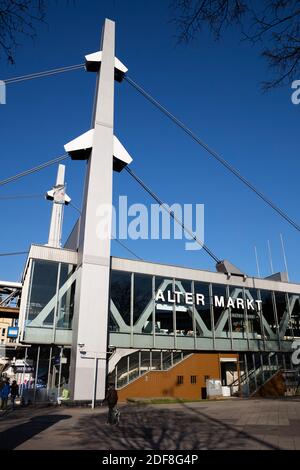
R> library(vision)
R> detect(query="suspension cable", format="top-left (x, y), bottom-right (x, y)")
top-left (3, 64), bottom-right (299, 234)
top-left (0, 251), bottom-right (28, 257)
top-left (125, 166), bottom-right (220, 264)
top-left (0, 194), bottom-right (43, 200)
top-left (3, 64), bottom-right (85, 84)
top-left (0, 159), bottom-right (143, 262)
top-left (68, 201), bottom-right (143, 261)
top-left (113, 238), bottom-right (144, 261)
top-left (125, 75), bottom-right (300, 234)
top-left (0, 154), bottom-right (69, 187)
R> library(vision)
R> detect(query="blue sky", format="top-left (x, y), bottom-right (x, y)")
top-left (0, 0), bottom-right (299, 282)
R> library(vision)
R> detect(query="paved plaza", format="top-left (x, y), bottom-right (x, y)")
top-left (0, 398), bottom-right (300, 450)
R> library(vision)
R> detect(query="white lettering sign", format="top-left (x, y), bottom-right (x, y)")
top-left (155, 289), bottom-right (263, 311)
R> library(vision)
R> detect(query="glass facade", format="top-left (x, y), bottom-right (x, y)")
top-left (22, 262), bottom-right (300, 351)
top-left (109, 269), bottom-right (299, 351)
top-left (9, 345), bottom-right (71, 404)
top-left (24, 260), bottom-right (76, 344)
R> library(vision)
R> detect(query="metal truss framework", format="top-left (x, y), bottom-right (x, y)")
top-left (109, 277), bottom-right (299, 353)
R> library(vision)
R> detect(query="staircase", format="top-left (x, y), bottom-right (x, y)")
top-left (230, 352), bottom-right (300, 397)
top-left (114, 350), bottom-right (191, 389)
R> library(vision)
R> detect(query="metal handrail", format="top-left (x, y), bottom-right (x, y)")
top-left (229, 352), bottom-right (278, 396)
top-left (116, 351), bottom-right (192, 389)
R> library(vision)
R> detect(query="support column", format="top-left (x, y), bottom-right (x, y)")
top-left (70, 19), bottom-right (116, 401)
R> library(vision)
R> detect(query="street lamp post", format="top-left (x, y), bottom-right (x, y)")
top-left (78, 345), bottom-right (114, 409)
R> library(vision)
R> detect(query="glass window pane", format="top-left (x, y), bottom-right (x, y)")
top-left (194, 282), bottom-right (211, 334)
top-left (162, 351), bottom-right (172, 370)
top-left (59, 263), bottom-right (75, 288)
top-left (212, 284), bottom-right (229, 337)
top-left (134, 273), bottom-right (153, 332)
top-left (244, 288), bottom-right (262, 339)
top-left (151, 351), bottom-right (161, 371)
top-left (56, 279), bottom-right (76, 329)
top-left (228, 286), bottom-right (246, 337)
top-left (260, 290), bottom-right (277, 337)
top-left (26, 260), bottom-right (59, 327)
top-left (140, 350), bottom-right (150, 373)
top-left (116, 355), bottom-right (128, 388)
top-left (174, 279), bottom-right (193, 336)
top-left (35, 346), bottom-right (49, 390)
top-left (109, 311), bottom-right (119, 332)
top-left (128, 351), bottom-right (139, 382)
top-left (155, 276), bottom-right (174, 335)
top-left (287, 294), bottom-right (300, 338)
top-left (274, 292), bottom-right (289, 339)
top-left (110, 270), bottom-right (131, 326)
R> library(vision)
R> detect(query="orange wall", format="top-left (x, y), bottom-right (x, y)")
top-left (118, 353), bottom-right (239, 401)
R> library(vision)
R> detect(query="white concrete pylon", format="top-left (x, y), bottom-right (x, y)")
top-left (64, 129), bottom-right (133, 172)
top-left (46, 164), bottom-right (71, 248)
top-left (69, 19), bottom-right (117, 402)
top-left (85, 51), bottom-right (128, 82)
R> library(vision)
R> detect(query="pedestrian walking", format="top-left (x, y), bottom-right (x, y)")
top-left (103, 383), bottom-right (119, 425)
top-left (0, 379), bottom-right (10, 411)
top-left (10, 380), bottom-right (19, 410)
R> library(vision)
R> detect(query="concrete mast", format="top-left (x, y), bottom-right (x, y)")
top-left (46, 164), bottom-right (70, 248)
top-left (68, 19), bottom-right (117, 401)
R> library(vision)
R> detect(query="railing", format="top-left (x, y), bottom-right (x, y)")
top-left (230, 352), bottom-right (281, 397)
top-left (116, 351), bottom-right (191, 389)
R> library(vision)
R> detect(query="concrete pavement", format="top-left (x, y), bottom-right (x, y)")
top-left (1, 398), bottom-right (300, 450)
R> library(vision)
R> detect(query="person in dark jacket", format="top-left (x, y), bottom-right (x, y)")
top-left (10, 380), bottom-right (19, 410)
top-left (0, 379), bottom-right (10, 410)
top-left (103, 384), bottom-right (119, 425)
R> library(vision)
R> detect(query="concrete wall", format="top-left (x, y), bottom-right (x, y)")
top-left (117, 353), bottom-right (238, 401)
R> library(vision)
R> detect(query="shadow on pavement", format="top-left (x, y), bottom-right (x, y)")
top-left (0, 414), bottom-right (71, 450)
top-left (178, 403), bottom-right (280, 449)
top-left (65, 404), bottom-right (280, 450)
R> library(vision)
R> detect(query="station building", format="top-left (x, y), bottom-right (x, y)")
top-left (15, 244), bottom-right (300, 401)
top-left (2, 18), bottom-right (299, 403)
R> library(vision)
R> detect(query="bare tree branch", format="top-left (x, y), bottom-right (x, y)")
top-left (171, 0), bottom-right (300, 89)
top-left (0, 0), bottom-right (46, 64)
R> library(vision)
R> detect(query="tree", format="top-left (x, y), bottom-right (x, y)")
top-left (171, 0), bottom-right (300, 89)
top-left (0, 0), bottom-right (46, 64)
